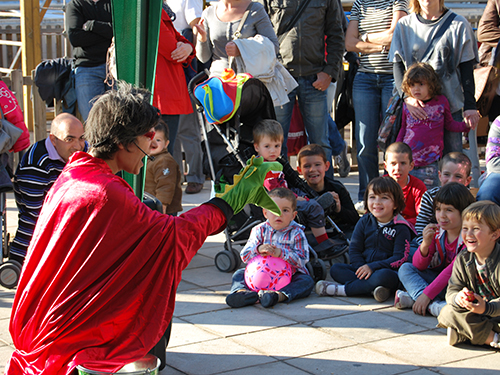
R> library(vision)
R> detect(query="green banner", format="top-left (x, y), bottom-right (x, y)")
top-left (111, 0), bottom-right (162, 199)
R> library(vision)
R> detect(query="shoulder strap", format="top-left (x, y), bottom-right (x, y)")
top-left (232, 3), bottom-right (253, 40)
top-left (278, 0), bottom-right (313, 44)
top-left (420, 12), bottom-right (457, 62)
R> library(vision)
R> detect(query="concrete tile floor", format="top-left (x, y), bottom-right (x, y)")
top-left (0, 169), bottom-right (498, 374)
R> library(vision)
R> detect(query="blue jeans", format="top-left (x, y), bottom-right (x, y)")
top-left (230, 268), bottom-right (314, 302)
top-left (352, 72), bottom-right (394, 201)
top-left (330, 263), bottom-right (400, 296)
top-left (477, 172), bottom-right (500, 206)
top-left (398, 262), bottom-right (444, 301)
top-left (275, 75), bottom-right (335, 179)
top-left (443, 111), bottom-right (464, 155)
top-left (328, 117), bottom-right (345, 156)
top-left (161, 114), bottom-right (180, 154)
top-left (74, 64), bottom-right (110, 121)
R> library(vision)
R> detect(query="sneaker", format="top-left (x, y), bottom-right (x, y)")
top-left (394, 290), bottom-right (414, 309)
top-left (315, 280), bottom-right (340, 296)
top-left (354, 201), bottom-right (366, 215)
top-left (373, 286), bottom-right (391, 303)
top-left (226, 290), bottom-right (259, 308)
top-left (428, 300), bottom-right (446, 317)
top-left (334, 141), bottom-right (350, 178)
top-left (447, 327), bottom-right (467, 346)
top-left (185, 182), bottom-right (203, 194)
top-left (259, 291), bottom-right (280, 308)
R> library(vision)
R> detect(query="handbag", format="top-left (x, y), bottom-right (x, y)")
top-left (474, 65), bottom-right (499, 117)
top-left (377, 93), bottom-right (404, 151)
top-left (0, 107), bottom-right (23, 155)
top-left (377, 12), bottom-right (457, 151)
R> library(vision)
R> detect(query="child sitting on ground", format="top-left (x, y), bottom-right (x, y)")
top-left (225, 188), bottom-right (315, 308)
top-left (316, 177), bottom-right (415, 302)
top-left (384, 142), bottom-right (427, 227)
top-left (145, 120), bottom-right (182, 215)
top-left (295, 144), bottom-right (359, 237)
top-left (253, 120), bottom-right (341, 254)
top-left (395, 183), bottom-right (475, 317)
top-left (438, 201), bottom-right (500, 349)
top-left (396, 62), bottom-right (474, 189)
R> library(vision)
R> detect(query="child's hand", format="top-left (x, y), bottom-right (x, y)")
top-left (412, 294), bottom-right (431, 316)
top-left (456, 287), bottom-right (486, 314)
top-left (464, 109), bottom-right (480, 130)
top-left (258, 244), bottom-right (281, 257)
top-left (225, 41), bottom-right (241, 57)
top-left (355, 264), bottom-right (372, 279)
top-left (421, 224), bottom-right (438, 249)
top-left (329, 192), bottom-right (341, 213)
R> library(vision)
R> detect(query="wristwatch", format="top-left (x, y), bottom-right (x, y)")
top-left (361, 34), bottom-right (368, 42)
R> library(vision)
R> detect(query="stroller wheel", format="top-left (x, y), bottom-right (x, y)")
top-left (215, 250), bottom-right (237, 273)
top-left (306, 259), bottom-right (327, 283)
top-left (0, 259), bottom-right (22, 289)
top-left (231, 248), bottom-right (242, 269)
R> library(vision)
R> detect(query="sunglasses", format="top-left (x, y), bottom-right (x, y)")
top-left (144, 131), bottom-right (155, 140)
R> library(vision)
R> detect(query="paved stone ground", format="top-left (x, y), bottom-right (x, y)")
top-left (0, 170), bottom-right (498, 374)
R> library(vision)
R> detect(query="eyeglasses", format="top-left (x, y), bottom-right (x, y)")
top-left (144, 131), bottom-right (155, 140)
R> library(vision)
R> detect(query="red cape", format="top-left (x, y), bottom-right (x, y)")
top-left (6, 152), bottom-right (227, 374)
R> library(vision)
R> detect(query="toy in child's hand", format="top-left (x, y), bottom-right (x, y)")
top-left (216, 155), bottom-right (283, 216)
top-left (465, 289), bottom-right (476, 302)
top-left (244, 255), bottom-right (292, 292)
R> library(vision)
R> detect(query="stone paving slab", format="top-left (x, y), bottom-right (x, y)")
top-left (285, 344), bottom-right (420, 375)
top-left (313, 310), bottom-right (428, 344)
top-left (432, 351), bottom-right (500, 375)
top-left (362, 329), bottom-right (490, 367)
top-left (165, 338), bottom-right (276, 375)
top-left (230, 323), bottom-right (356, 358)
top-left (181, 306), bottom-right (297, 337)
top-left (168, 317), bottom-right (221, 348)
top-left (173, 288), bottom-right (229, 317)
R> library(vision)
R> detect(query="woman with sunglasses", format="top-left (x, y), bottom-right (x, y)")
top-left (5, 82), bottom-right (281, 375)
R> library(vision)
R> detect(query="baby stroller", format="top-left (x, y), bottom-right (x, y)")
top-left (188, 71), bottom-right (348, 282)
top-left (0, 153), bottom-right (20, 289)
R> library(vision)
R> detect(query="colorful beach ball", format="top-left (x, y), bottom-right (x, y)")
top-left (244, 255), bottom-right (292, 292)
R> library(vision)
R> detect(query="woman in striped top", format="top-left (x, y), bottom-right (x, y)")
top-left (345, 0), bottom-right (408, 203)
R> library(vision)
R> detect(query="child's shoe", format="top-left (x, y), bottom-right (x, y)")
top-left (394, 290), bottom-right (414, 309)
top-left (447, 327), bottom-right (467, 346)
top-left (427, 300), bottom-right (447, 317)
top-left (259, 291), bottom-right (280, 308)
top-left (372, 286), bottom-right (391, 302)
top-left (490, 333), bottom-right (500, 349)
top-left (315, 280), bottom-right (340, 296)
top-left (226, 289), bottom-right (259, 308)
top-left (354, 201), bottom-right (366, 215)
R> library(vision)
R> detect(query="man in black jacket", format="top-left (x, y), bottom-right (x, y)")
top-left (66, 0), bottom-right (112, 120)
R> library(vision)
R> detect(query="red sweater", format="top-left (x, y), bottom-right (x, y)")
top-left (401, 175), bottom-right (427, 226)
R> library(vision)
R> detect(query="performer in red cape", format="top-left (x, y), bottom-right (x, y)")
top-left (6, 82), bottom-right (282, 374)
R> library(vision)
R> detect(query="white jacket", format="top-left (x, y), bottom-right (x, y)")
top-left (233, 35), bottom-right (298, 107)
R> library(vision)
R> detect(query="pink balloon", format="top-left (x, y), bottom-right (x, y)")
top-left (244, 255), bottom-right (292, 292)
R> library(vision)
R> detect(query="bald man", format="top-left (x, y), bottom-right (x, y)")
top-left (11, 113), bottom-right (86, 265)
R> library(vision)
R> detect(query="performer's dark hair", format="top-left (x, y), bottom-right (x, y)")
top-left (86, 81), bottom-right (160, 160)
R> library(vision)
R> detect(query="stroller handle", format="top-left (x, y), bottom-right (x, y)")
top-left (188, 69), bottom-right (210, 108)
